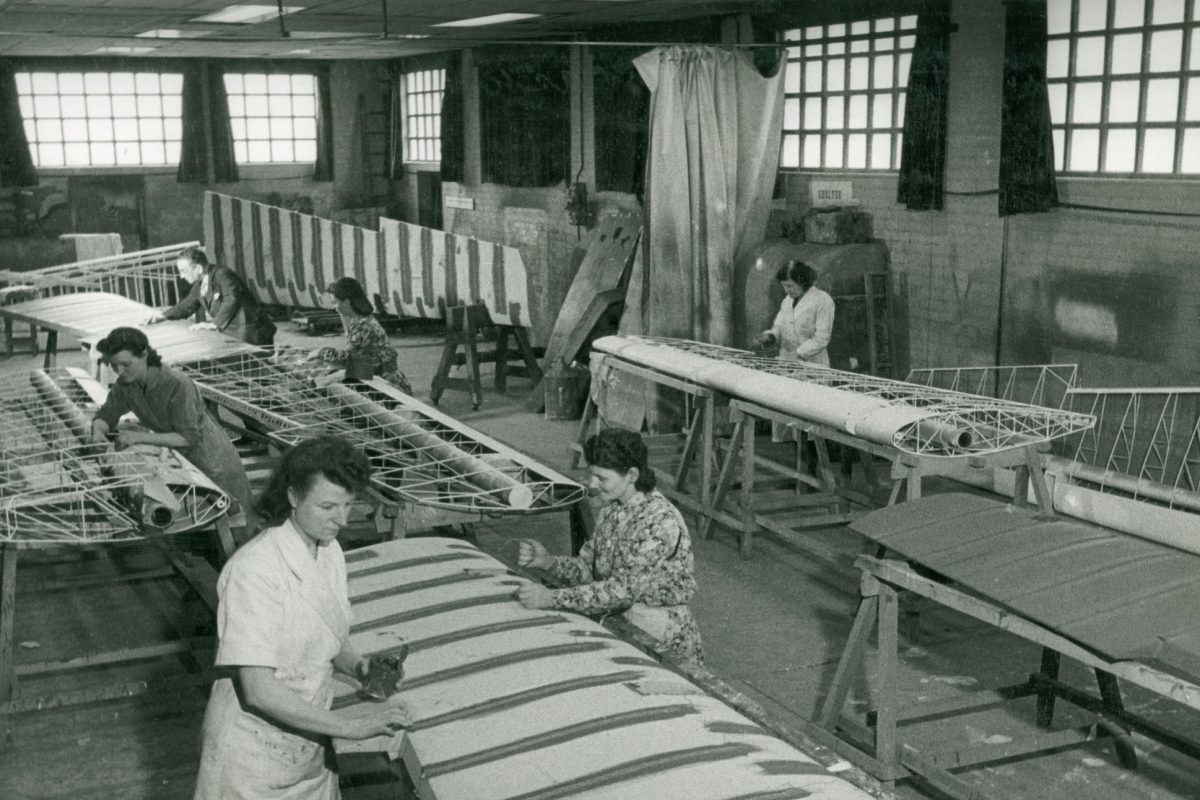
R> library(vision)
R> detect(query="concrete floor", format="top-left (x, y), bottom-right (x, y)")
top-left (2, 319), bottom-right (1199, 800)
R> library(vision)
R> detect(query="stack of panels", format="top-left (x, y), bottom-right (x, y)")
top-left (850, 493), bottom-right (1200, 683)
top-left (332, 537), bottom-right (872, 800)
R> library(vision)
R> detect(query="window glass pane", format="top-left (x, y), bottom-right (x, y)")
top-left (294, 117), bottom-right (316, 139)
top-left (225, 74), bottom-right (244, 93)
top-left (804, 61), bottom-right (822, 91)
top-left (113, 119), bottom-right (138, 142)
top-left (293, 94), bottom-right (315, 117)
top-left (60, 95), bottom-right (85, 117)
top-left (781, 133), bottom-right (800, 167)
top-left (141, 141), bottom-right (165, 165)
top-left (228, 95), bottom-right (245, 117)
top-left (896, 94), bottom-right (906, 126)
top-left (1103, 128), bottom-right (1137, 171)
top-left (1049, 83), bottom-right (1068, 123)
top-left (802, 134), bottom-right (822, 167)
top-left (295, 140), bottom-right (317, 162)
top-left (873, 54), bottom-right (894, 88)
top-left (39, 142), bottom-right (64, 167)
top-left (1109, 80), bottom-right (1141, 121)
top-left (110, 73), bottom-right (134, 93)
top-left (900, 15), bottom-right (917, 28)
top-left (36, 119), bottom-right (62, 142)
top-left (166, 141), bottom-right (182, 164)
top-left (1180, 128), bottom-right (1200, 172)
top-left (1187, 78), bottom-right (1200, 120)
top-left (1111, 33), bottom-right (1144, 73)
top-left (112, 95), bottom-right (136, 118)
top-left (828, 41), bottom-right (846, 55)
top-left (1145, 78), bottom-right (1180, 121)
top-left (1047, 0), bottom-right (1072, 33)
top-left (870, 132), bottom-right (891, 168)
top-left (851, 38), bottom-right (870, 53)
top-left (898, 34), bottom-right (915, 49)
top-left (62, 119), bottom-right (88, 142)
top-left (85, 95), bottom-right (111, 117)
top-left (826, 134), bottom-right (845, 167)
top-left (31, 73), bottom-right (56, 93)
top-left (1149, 30), bottom-right (1183, 72)
top-left (827, 96), bottom-right (845, 128)
top-left (269, 94), bottom-right (292, 117)
top-left (1075, 36), bottom-right (1106, 76)
top-left (90, 142), bottom-right (115, 166)
top-left (785, 62), bottom-right (801, 93)
top-left (847, 133), bottom-right (867, 168)
top-left (1113, 0), bottom-right (1146, 27)
top-left (1068, 128), bottom-right (1100, 170)
top-left (851, 20), bottom-right (870, 34)
top-left (1141, 128), bottom-right (1175, 170)
top-left (162, 74), bottom-right (183, 94)
top-left (271, 140), bottom-right (294, 162)
top-left (803, 97), bottom-right (821, 129)
top-left (849, 95), bottom-right (868, 127)
top-left (139, 118), bottom-right (163, 140)
top-left (804, 25), bottom-right (823, 38)
top-left (58, 73), bottom-right (84, 94)
top-left (1053, 128), bottom-right (1066, 170)
top-left (18, 96), bottom-right (32, 118)
top-left (115, 142), bottom-right (141, 165)
top-left (1153, 0), bottom-right (1185, 24)
top-left (873, 94), bottom-right (893, 127)
top-left (15, 73), bottom-right (31, 93)
top-left (137, 95), bottom-right (161, 117)
top-left (230, 118), bottom-right (246, 140)
top-left (244, 74), bottom-right (268, 94)
top-left (895, 132), bottom-right (903, 166)
top-left (876, 18), bottom-right (895, 32)
top-left (1193, 29), bottom-right (1200, 69)
top-left (827, 59), bottom-right (845, 91)
top-left (1071, 82), bottom-right (1103, 122)
top-left (1047, 40), bottom-right (1070, 78)
top-left (267, 74), bottom-right (291, 94)
top-left (293, 74), bottom-right (315, 94)
top-left (1077, 0), bottom-right (1108, 30)
top-left (248, 140), bottom-right (271, 162)
top-left (233, 142), bottom-right (248, 162)
top-left (164, 118), bottom-right (182, 141)
top-left (849, 57), bottom-right (869, 90)
top-left (829, 23), bottom-right (846, 36)
top-left (247, 117), bottom-right (270, 139)
top-left (876, 36), bottom-right (894, 52)
top-left (90, 118), bottom-right (114, 141)
top-left (783, 97), bottom-right (800, 129)
top-left (135, 73), bottom-right (158, 94)
top-left (34, 95), bottom-right (60, 118)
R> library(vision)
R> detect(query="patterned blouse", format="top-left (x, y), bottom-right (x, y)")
top-left (542, 490), bottom-right (704, 668)
top-left (316, 315), bottom-right (412, 395)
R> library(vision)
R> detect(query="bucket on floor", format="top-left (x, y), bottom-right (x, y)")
top-left (544, 363), bottom-right (590, 420)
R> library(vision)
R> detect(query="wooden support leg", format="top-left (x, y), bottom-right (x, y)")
top-left (700, 394), bottom-right (714, 513)
top-left (3, 318), bottom-right (12, 357)
top-left (1095, 670), bottom-right (1139, 768)
top-left (700, 414), bottom-right (745, 541)
top-left (213, 517), bottom-right (237, 563)
top-left (818, 589), bottom-right (879, 729)
top-left (673, 401), bottom-right (705, 490)
top-left (738, 416), bottom-right (757, 559)
top-left (875, 583), bottom-right (901, 777)
top-left (463, 330), bottom-right (483, 410)
top-left (42, 329), bottom-right (57, 369)
top-left (1035, 647), bottom-right (1060, 727)
top-left (429, 335), bottom-right (458, 405)
top-left (0, 544), bottom-right (17, 703)
top-left (494, 328), bottom-right (510, 393)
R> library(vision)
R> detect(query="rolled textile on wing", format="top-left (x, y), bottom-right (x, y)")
top-left (322, 382), bottom-right (535, 509)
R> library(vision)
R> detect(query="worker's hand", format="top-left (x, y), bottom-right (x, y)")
top-left (190, 321), bottom-right (217, 331)
top-left (341, 699), bottom-right (413, 740)
top-left (114, 430), bottom-right (144, 449)
top-left (516, 582), bottom-right (555, 609)
top-left (143, 311), bottom-right (166, 325)
top-left (516, 538), bottom-right (551, 570)
top-left (752, 331), bottom-right (776, 349)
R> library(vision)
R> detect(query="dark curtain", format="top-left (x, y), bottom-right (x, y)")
top-left (0, 61), bottom-right (37, 187)
top-left (478, 48), bottom-right (569, 187)
top-left (313, 67), bottom-right (334, 182)
top-left (1000, 0), bottom-right (1058, 215)
top-left (896, 0), bottom-right (951, 210)
top-left (440, 54), bottom-right (465, 183)
top-left (387, 62), bottom-right (404, 179)
top-left (593, 47), bottom-right (650, 195)
top-left (177, 62), bottom-right (238, 184)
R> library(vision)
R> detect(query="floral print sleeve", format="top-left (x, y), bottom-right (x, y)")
top-left (546, 493), bottom-right (697, 616)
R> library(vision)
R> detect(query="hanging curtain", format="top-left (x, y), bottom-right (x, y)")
top-left (440, 54), bottom-right (465, 183)
top-left (478, 47), bottom-right (569, 187)
top-left (632, 46), bottom-right (785, 345)
top-left (0, 61), bottom-right (37, 187)
top-left (593, 47), bottom-right (650, 195)
top-left (896, 0), bottom-right (951, 210)
top-left (177, 62), bottom-right (238, 184)
top-left (1000, 0), bottom-right (1058, 215)
top-left (312, 67), bottom-right (334, 182)
top-left (386, 62), bottom-right (405, 180)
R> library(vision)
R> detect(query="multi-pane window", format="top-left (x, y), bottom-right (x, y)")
top-left (404, 69), bottom-right (444, 163)
top-left (1048, 0), bottom-right (1200, 174)
top-left (15, 71), bottom-right (184, 167)
top-left (224, 73), bottom-right (318, 164)
top-left (780, 15), bottom-right (917, 170)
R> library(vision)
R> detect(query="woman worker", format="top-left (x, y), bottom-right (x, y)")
top-left (309, 277), bottom-right (412, 394)
top-left (89, 326), bottom-right (255, 534)
top-left (753, 259), bottom-right (835, 366)
top-left (194, 435), bottom-right (410, 799)
top-left (145, 246), bottom-right (277, 346)
top-left (516, 427), bottom-right (704, 670)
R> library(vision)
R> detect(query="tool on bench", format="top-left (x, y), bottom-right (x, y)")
top-left (358, 643), bottom-right (409, 701)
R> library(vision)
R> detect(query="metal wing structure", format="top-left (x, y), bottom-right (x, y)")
top-left (0, 242), bottom-right (195, 307)
top-left (0, 368), bottom-right (230, 545)
top-left (174, 348), bottom-right (585, 513)
top-left (594, 336), bottom-right (1095, 458)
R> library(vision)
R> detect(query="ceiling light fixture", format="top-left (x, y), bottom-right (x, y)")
top-left (136, 29), bottom-right (213, 39)
top-left (434, 13), bottom-right (542, 27)
top-left (190, 4), bottom-right (303, 25)
top-left (88, 46), bottom-right (158, 55)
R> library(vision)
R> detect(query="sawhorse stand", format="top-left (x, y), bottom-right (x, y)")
top-left (430, 304), bottom-right (542, 410)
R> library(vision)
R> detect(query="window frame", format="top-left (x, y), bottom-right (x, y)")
top-left (222, 70), bottom-right (321, 166)
top-left (1047, 0), bottom-right (1200, 177)
top-left (779, 13), bottom-right (918, 173)
top-left (400, 66), bottom-right (445, 168)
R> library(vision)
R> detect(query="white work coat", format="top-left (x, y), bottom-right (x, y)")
top-left (766, 287), bottom-right (835, 367)
top-left (194, 521), bottom-right (351, 800)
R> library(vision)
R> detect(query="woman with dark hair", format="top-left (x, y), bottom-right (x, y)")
top-left (89, 326), bottom-right (254, 533)
top-left (195, 436), bottom-right (410, 800)
top-left (310, 277), bottom-right (412, 394)
top-left (145, 246), bottom-right (276, 346)
top-left (753, 259), bottom-right (835, 367)
top-left (516, 427), bottom-right (703, 669)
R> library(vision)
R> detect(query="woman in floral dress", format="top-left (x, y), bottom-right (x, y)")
top-left (312, 277), bottom-right (413, 395)
top-left (516, 427), bottom-right (704, 670)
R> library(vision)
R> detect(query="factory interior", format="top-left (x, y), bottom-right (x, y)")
top-left (2, 1), bottom-right (1200, 799)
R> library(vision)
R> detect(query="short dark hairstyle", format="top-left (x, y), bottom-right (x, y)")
top-left (327, 277), bottom-right (375, 316)
top-left (96, 326), bottom-right (162, 367)
top-left (255, 436), bottom-right (373, 525)
top-left (774, 259), bottom-right (817, 290)
top-left (582, 427), bottom-right (655, 493)
top-left (180, 246), bottom-right (210, 268)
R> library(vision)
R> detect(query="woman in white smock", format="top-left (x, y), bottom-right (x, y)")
top-left (194, 436), bottom-right (409, 800)
top-left (754, 259), bottom-right (835, 366)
